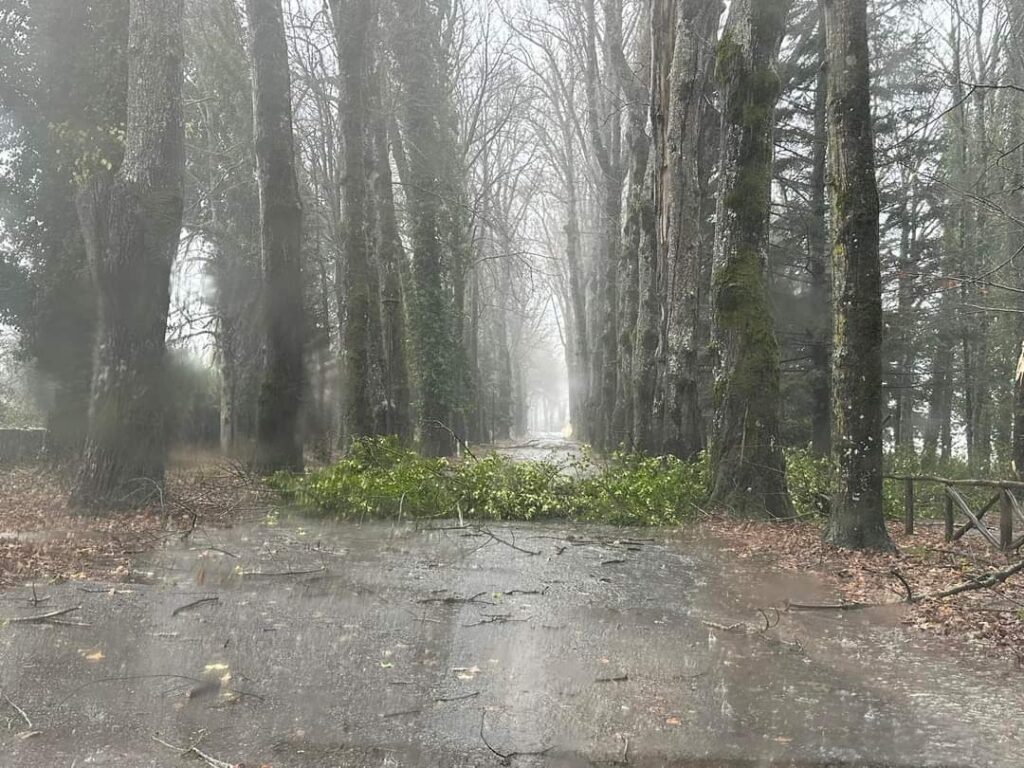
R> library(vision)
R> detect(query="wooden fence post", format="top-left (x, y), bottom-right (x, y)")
top-left (1001, 489), bottom-right (1015, 552)
top-left (944, 492), bottom-right (954, 542)
top-left (904, 477), bottom-right (914, 535)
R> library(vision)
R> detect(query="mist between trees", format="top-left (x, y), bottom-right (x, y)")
top-left (2, 0), bottom-right (1023, 550)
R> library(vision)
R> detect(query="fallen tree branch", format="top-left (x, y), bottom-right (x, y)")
top-left (435, 690), bottom-right (480, 702)
top-left (702, 620), bottom-right (747, 631)
top-left (2, 692), bottom-right (32, 729)
top-left (418, 591), bottom-right (495, 606)
top-left (785, 601), bottom-right (870, 612)
top-left (912, 558), bottom-right (1024, 602)
top-left (890, 569), bottom-right (914, 602)
top-left (475, 527), bottom-right (541, 556)
top-left (172, 597), bottom-right (219, 617)
top-left (237, 565), bottom-right (326, 577)
top-left (152, 734), bottom-right (235, 768)
top-left (4, 605), bottom-right (81, 624)
top-left (479, 711), bottom-right (551, 765)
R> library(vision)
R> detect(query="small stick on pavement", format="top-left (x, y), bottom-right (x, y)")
top-left (3, 692), bottom-right (32, 729)
top-left (479, 711), bottom-right (551, 765)
top-left (381, 707), bottom-right (423, 718)
top-left (435, 691), bottom-right (480, 703)
top-left (702, 620), bottom-right (746, 632)
top-left (5, 605), bottom-right (81, 624)
top-left (785, 600), bottom-right (870, 612)
top-left (758, 607), bottom-right (780, 632)
top-left (172, 596), bottom-right (219, 617)
top-left (238, 565), bottom-right (326, 577)
top-left (595, 674), bottom-right (629, 683)
top-left (152, 734), bottom-right (236, 768)
top-left (475, 527), bottom-right (541, 556)
top-left (28, 584), bottom-right (49, 606)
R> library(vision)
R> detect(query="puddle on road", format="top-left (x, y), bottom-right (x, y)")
top-left (0, 513), bottom-right (1020, 767)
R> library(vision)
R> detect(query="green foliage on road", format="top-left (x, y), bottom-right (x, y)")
top-left (269, 437), bottom-right (835, 526)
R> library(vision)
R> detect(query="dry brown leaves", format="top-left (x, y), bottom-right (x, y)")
top-left (0, 461), bottom-right (271, 588)
top-left (707, 516), bottom-right (1024, 662)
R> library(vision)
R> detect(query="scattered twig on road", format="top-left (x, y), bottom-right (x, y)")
top-left (758, 607), bottom-right (780, 632)
top-left (479, 711), bottom-right (552, 765)
top-left (381, 707), bottom-right (423, 718)
top-left (28, 584), bottom-right (49, 606)
top-left (594, 674), bottom-right (629, 683)
top-left (2, 692), bottom-right (32, 729)
top-left (152, 734), bottom-right (236, 768)
top-left (785, 600), bottom-right (870, 612)
top-left (172, 597), bottom-right (219, 617)
top-left (435, 690), bottom-right (480, 703)
top-left (462, 613), bottom-right (529, 627)
top-left (418, 591), bottom-right (495, 606)
top-left (238, 565), bottom-right (326, 577)
top-left (601, 559), bottom-right (626, 565)
top-left (5, 605), bottom-right (81, 624)
top-left (201, 546), bottom-right (239, 559)
top-left (702, 620), bottom-right (746, 632)
top-left (475, 527), bottom-right (541, 556)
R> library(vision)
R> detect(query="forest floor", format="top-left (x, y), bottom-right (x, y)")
top-left (0, 457), bottom-right (271, 588)
top-left (707, 517), bottom-right (1024, 663)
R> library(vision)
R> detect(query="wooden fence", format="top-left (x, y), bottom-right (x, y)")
top-left (885, 474), bottom-right (1024, 552)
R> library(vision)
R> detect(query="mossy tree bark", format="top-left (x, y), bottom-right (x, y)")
top-left (73, 0), bottom-right (185, 505)
top-left (613, 18), bottom-right (651, 451)
top-left (246, 0), bottom-right (305, 473)
top-left (387, 0), bottom-right (457, 457)
top-left (367, 30), bottom-right (412, 444)
top-left (708, 0), bottom-right (795, 519)
top-left (331, 0), bottom-right (387, 443)
top-left (822, 0), bottom-right (893, 550)
top-left (652, 0), bottom-right (721, 460)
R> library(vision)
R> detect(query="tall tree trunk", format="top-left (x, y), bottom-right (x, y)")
top-left (387, 0), bottom-right (456, 456)
top-left (613, 15), bottom-right (652, 451)
top-left (808, 12), bottom-right (832, 456)
top-left (894, 191), bottom-right (917, 451)
top-left (370, 71), bottom-right (412, 443)
top-left (562, 121), bottom-right (589, 440)
top-left (822, 0), bottom-right (893, 550)
top-left (332, 0), bottom-right (386, 443)
top-left (246, 0), bottom-right (305, 472)
top-left (707, 0), bottom-right (794, 519)
top-left (73, 0), bottom-right (185, 505)
top-left (654, 0), bottom-right (721, 459)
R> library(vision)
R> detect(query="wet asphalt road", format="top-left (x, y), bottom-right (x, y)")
top-left (0, 514), bottom-right (1022, 768)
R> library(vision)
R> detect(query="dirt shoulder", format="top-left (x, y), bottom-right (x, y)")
top-left (707, 516), bottom-right (1024, 663)
top-left (0, 461), bottom-right (271, 587)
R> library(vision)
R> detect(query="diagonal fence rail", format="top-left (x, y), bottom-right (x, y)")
top-left (885, 474), bottom-right (1024, 552)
